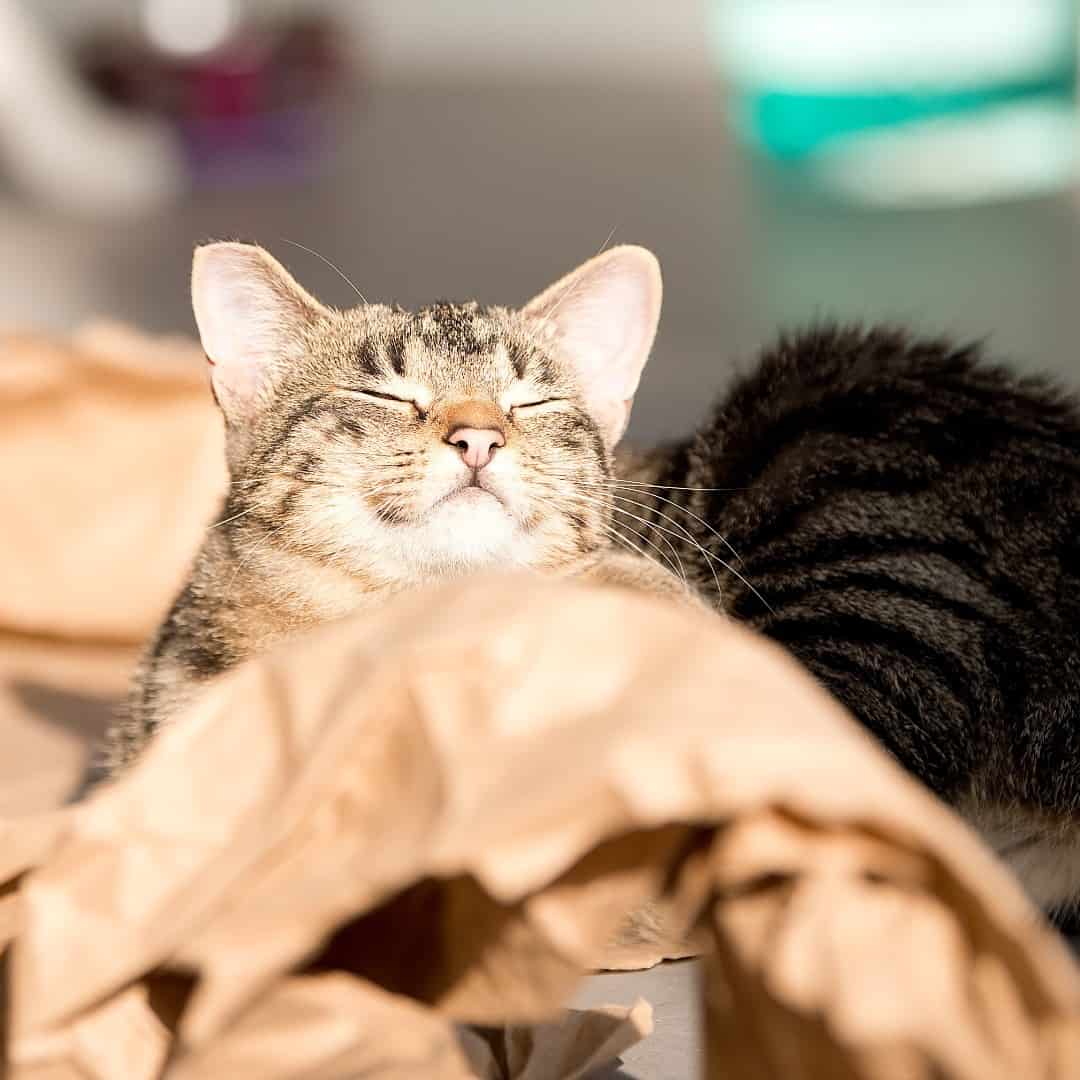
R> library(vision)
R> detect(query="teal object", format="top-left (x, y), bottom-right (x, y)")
top-left (746, 78), bottom-right (1074, 162)
top-left (711, 0), bottom-right (1079, 204)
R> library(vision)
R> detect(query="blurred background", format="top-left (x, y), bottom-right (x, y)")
top-left (2, 0), bottom-right (1080, 445)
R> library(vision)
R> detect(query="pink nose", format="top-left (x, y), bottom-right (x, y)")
top-left (447, 426), bottom-right (505, 470)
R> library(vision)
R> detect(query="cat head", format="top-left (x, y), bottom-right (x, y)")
top-left (191, 241), bottom-right (661, 585)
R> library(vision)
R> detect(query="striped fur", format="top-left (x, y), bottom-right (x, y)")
top-left (112, 241), bottom-right (1080, 921)
top-left (622, 324), bottom-right (1080, 916)
top-left (109, 243), bottom-right (691, 774)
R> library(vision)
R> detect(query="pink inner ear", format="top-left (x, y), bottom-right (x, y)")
top-left (192, 243), bottom-right (323, 417)
top-left (526, 248), bottom-right (661, 444)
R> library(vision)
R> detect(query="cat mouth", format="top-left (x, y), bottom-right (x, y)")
top-left (432, 478), bottom-right (505, 512)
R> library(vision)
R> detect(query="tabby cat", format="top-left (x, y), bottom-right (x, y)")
top-left (111, 242), bottom-right (697, 771)
top-left (113, 242), bottom-right (1080, 920)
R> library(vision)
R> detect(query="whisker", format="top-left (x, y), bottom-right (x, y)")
top-left (606, 509), bottom-right (685, 583)
top-left (226, 481), bottom-right (391, 571)
top-left (226, 520), bottom-right (292, 600)
top-left (597, 521), bottom-right (674, 584)
top-left (604, 501), bottom-right (721, 604)
top-left (607, 483), bottom-right (744, 565)
top-left (618, 503), bottom-right (774, 614)
top-left (543, 469), bottom-right (748, 572)
top-left (607, 499), bottom-right (726, 603)
top-left (552, 484), bottom-right (689, 587)
top-left (233, 452), bottom-right (418, 485)
top-left (543, 224), bottom-right (619, 323)
top-left (209, 506), bottom-right (256, 530)
top-left (604, 478), bottom-right (749, 494)
top-left (279, 238), bottom-right (368, 304)
top-left (551, 473), bottom-right (772, 613)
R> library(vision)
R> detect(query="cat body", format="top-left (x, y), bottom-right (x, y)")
top-left (625, 325), bottom-right (1080, 914)
top-left (115, 243), bottom-right (1080, 919)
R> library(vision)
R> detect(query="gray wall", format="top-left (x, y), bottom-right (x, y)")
top-left (5, 1), bottom-right (1080, 447)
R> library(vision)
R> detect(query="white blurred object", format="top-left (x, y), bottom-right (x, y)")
top-left (142, 0), bottom-right (234, 58)
top-left (0, 0), bottom-right (185, 219)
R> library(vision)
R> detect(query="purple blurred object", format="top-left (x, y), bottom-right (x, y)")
top-left (80, 15), bottom-right (357, 189)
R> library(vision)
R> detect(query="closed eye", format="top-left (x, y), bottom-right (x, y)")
top-left (511, 398), bottom-right (565, 412)
top-left (339, 387), bottom-right (427, 418)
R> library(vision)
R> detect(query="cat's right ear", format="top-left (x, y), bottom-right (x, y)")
top-left (191, 242), bottom-right (327, 420)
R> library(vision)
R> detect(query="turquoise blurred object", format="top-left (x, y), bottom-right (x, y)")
top-left (710, 0), bottom-right (1079, 205)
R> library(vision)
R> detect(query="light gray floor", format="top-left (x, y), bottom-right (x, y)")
top-left (571, 960), bottom-right (702, 1079)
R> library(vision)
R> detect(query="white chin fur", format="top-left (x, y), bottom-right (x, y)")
top-left (378, 489), bottom-right (521, 579)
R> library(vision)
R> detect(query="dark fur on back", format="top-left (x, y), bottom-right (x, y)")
top-left (632, 325), bottom-right (1080, 830)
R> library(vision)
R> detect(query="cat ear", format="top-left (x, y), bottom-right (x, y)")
top-left (191, 242), bottom-right (328, 419)
top-left (523, 245), bottom-right (662, 446)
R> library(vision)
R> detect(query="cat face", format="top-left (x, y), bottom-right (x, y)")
top-left (191, 242), bottom-right (662, 586)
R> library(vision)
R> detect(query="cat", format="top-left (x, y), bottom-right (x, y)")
top-left (107, 241), bottom-right (701, 773)
top-left (112, 241), bottom-right (1080, 923)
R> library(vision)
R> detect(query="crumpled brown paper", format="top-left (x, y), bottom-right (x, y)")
top-left (0, 323), bottom-right (223, 812)
top-left (2, 326), bottom-right (1080, 1079)
top-left (0, 321), bottom-right (224, 645)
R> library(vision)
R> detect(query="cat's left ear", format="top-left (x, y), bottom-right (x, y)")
top-left (523, 245), bottom-right (661, 446)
